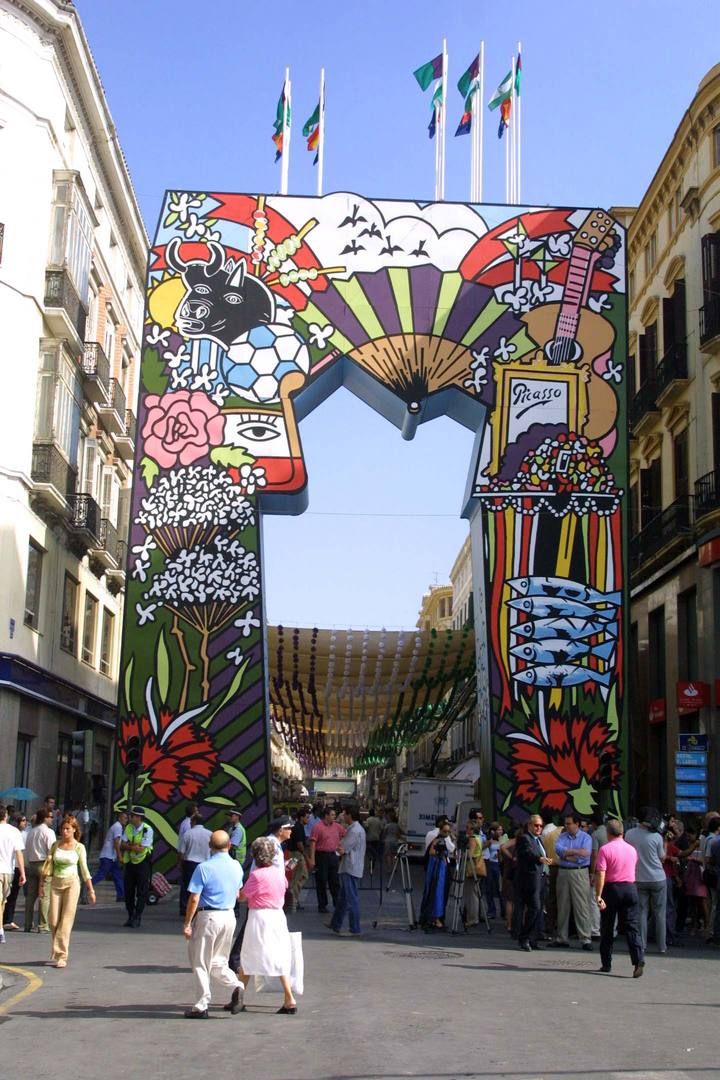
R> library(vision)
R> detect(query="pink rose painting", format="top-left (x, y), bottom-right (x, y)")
top-left (142, 391), bottom-right (224, 468)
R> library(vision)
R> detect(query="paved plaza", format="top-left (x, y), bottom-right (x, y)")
top-left (0, 873), bottom-right (718, 1080)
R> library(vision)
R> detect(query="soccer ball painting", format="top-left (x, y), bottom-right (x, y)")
top-left (221, 323), bottom-right (311, 404)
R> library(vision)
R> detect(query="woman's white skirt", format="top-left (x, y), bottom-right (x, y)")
top-left (240, 908), bottom-right (291, 976)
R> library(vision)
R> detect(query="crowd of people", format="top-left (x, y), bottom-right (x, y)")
top-left (3, 792), bottom-right (720, 1008)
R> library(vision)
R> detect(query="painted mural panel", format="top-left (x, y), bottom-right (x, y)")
top-left (116, 192), bottom-right (626, 863)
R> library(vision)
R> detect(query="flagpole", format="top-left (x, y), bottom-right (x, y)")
top-left (517, 41), bottom-right (522, 204)
top-left (317, 67), bottom-right (325, 197)
top-left (281, 67), bottom-right (291, 195)
top-left (439, 36), bottom-right (448, 200)
top-left (504, 61), bottom-right (510, 204)
top-left (478, 40), bottom-right (484, 202)
top-left (510, 55), bottom-right (517, 203)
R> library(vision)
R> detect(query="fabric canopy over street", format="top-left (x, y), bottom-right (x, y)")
top-left (268, 625), bottom-right (477, 771)
top-left (448, 756), bottom-right (481, 783)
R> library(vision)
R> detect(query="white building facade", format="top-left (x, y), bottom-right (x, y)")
top-left (0, 0), bottom-right (146, 816)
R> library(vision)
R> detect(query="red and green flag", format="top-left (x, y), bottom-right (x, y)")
top-left (488, 68), bottom-right (513, 111)
top-left (414, 52), bottom-right (443, 91)
top-left (498, 96), bottom-right (511, 139)
top-left (303, 102), bottom-right (320, 163)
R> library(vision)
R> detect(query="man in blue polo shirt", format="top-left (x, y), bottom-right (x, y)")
top-left (552, 813), bottom-right (593, 950)
top-left (182, 829), bottom-right (245, 1019)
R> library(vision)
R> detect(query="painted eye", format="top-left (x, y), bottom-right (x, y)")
top-left (194, 285), bottom-right (211, 295)
top-left (224, 293), bottom-right (243, 305)
top-left (235, 422), bottom-right (280, 443)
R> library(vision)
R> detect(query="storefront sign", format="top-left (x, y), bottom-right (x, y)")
top-left (675, 751), bottom-right (708, 766)
top-left (676, 681), bottom-right (710, 713)
top-left (676, 766), bottom-right (708, 782)
top-left (648, 698), bottom-right (666, 725)
top-left (678, 733), bottom-right (709, 752)
top-left (675, 797), bottom-right (710, 813)
top-left (675, 782), bottom-right (708, 798)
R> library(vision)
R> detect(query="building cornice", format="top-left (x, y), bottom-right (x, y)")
top-left (3, 0), bottom-right (148, 282)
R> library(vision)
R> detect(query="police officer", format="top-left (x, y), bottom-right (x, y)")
top-left (225, 808), bottom-right (247, 866)
top-left (120, 806), bottom-right (153, 928)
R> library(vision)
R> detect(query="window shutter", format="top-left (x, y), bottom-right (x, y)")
top-left (673, 279), bottom-right (686, 343)
top-left (662, 296), bottom-right (675, 352)
top-left (82, 438), bottom-right (97, 495)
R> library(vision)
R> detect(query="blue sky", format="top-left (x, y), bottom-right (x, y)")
top-left (79, 1), bottom-right (719, 629)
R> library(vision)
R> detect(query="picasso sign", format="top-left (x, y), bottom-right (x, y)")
top-left (116, 193), bottom-right (627, 867)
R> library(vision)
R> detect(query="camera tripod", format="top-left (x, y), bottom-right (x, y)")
top-left (372, 842), bottom-right (417, 930)
top-left (446, 847), bottom-right (491, 935)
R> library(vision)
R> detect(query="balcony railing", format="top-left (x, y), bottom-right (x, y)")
top-left (630, 495), bottom-right (695, 571)
top-left (695, 467), bottom-right (720, 518)
top-left (99, 379), bottom-right (128, 435)
top-left (655, 341), bottom-right (688, 396)
top-left (700, 295), bottom-right (720, 346)
top-left (629, 378), bottom-right (659, 429)
top-left (67, 493), bottom-right (99, 539)
top-left (31, 443), bottom-right (77, 498)
top-left (98, 517), bottom-right (119, 563)
top-left (124, 409), bottom-right (136, 443)
top-left (81, 342), bottom-right (110, 401)
top-left (44, 268), bottom-right (87, 341)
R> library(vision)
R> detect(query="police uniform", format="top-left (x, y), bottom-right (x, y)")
top-left (226, 809), bottom-right (247, 865)
top-left (121, 807), bottom-right (153, 927)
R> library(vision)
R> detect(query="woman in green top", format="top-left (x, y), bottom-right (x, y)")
top-left (40, 815), bottom-right (95, 967)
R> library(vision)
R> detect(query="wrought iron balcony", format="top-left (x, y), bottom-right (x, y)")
top-left (629, 378), bottom-right (659, 431)
top-left (31, 443), bottom-right (77, 516)
top-left (655, 342), bottom-right (688, 399)
top-left (695, 467), bottom-right (720, 519)
top-left (89, 517), bottom-right (120, 569)
top-left (630, 495), bottom-right (695, 574)
top-left (67, 493), bottom-right (100, 543)
top-left (44, 268), bottom-right (87, 342)
top-left (700, 295), bottom-right (720, 348)
top-left (98, 379), bottom-right (127, 435)
top-left (107, 539), bottom-right (127, 593)
top-left (114, 408), bottom-right (137, 461)
top-left (81, 342), bottom-right (110, 403)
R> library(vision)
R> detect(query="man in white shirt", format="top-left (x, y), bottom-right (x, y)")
top-left (178, 814), bottom-right (212, 916)
top-left (24, 808), bottom-right (56, 932)
top-left (0, 805), bottom-right (26, 944)
top-left (91, 810), bottom-right (128, 901)
top-left (328, 804), bottom-right (367, 935)
top-left (178, 802), bottom-right (199, 840)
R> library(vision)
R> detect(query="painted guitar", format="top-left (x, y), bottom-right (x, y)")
top-left (521, 209), bottom-right (618, 441)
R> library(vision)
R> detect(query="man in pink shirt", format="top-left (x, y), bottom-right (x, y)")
top-left (308, 807), bottom-right (346, 913)
top-left (594, 818), bottom-right (645, 978)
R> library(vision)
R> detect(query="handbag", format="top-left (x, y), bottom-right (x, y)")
top-left (40, 842), bottom-right (58, 879)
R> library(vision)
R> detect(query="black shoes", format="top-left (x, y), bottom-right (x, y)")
top-left (518, 941), bottom-right (532, 952)
top-left (123, 917), bottom-right (134, 927)
top-left (551, 941), bottom-right (570, 948)
top-left (277, 1004), bottom-right (297, 1014)
top-left (530, 941), bottom-right (545, 950)
top-left (184, 1007), bottom-right (208, 1019)
top-left (633, 961), bottom-right (645, 978)
top-left (132, 916), bottom-right (141, 928)
top-left (582, 943), bottom-right (594, 952)
top-left (599, 965), bottom-right (611, 973)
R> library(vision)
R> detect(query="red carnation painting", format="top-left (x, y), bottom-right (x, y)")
top-left (508, 712), bottom-right (620, 814)
top-left (118, 705), bottom-right (218, 802)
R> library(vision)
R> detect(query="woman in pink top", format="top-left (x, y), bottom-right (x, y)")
top-left (237, 837), bottom-right (297, 1013)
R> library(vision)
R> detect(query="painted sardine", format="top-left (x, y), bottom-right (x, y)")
top-left (513, 664), bottom-right (611, 688)
top-left (510, 617), bottom-right (619, 641)
top-left (507, 596), bottom-right (617, 620)
top-left (510, 638), bottom-right (616, 664)
top-left (508, 575), bottom-right (621, 607)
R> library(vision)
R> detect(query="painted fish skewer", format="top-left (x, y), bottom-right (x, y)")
top-left (510, 638), bottom-right (616, 664)
top-left (510, 617), bottom-right (618, 641)
top-left (513, 664), bottom-right (611, 688)
top-left (507, 597), bottom-right (618, 620)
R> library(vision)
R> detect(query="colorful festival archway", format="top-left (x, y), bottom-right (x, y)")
top-left (116, 192), bottom-right (627, 870)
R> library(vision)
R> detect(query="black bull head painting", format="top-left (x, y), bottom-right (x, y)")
top-left (165, 238), bottom-right (276, 347)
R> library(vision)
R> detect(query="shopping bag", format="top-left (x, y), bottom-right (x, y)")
top-left (289, 931), bottom-right (304, 995)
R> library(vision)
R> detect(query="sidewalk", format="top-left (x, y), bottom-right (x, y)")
top-left (1, 872), bottom-right (718, 1080)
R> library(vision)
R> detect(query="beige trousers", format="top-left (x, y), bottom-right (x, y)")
top-left (188, 909), bottom-right (243, 1011)
top-left (48, 876), bottom-right (80, 962)
top-left (556, 867), bottom-right (592, 944)
top-left (290, 854), bottom-right (308, 908)
top-left (25, 861), bottom-right (51, 930)
top-left (0, 872), bottom-right (11, 929)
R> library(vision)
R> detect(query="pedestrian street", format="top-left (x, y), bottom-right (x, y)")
top-left (0, 875), bottom-right (717, 1080)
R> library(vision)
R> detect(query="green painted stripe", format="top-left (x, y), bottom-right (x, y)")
top-left (505, 324), bottom-right (536, 359)
top-left (297, 301), bottom-right (354, 355)
top-left (460, 296), bottom-right (508, 345)
top-left (433, 273), bottom-right (463, 337)
top-left (388, 267), bottom-right (413, 335)
top-left (332, 278), bottom-right (384, 340)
